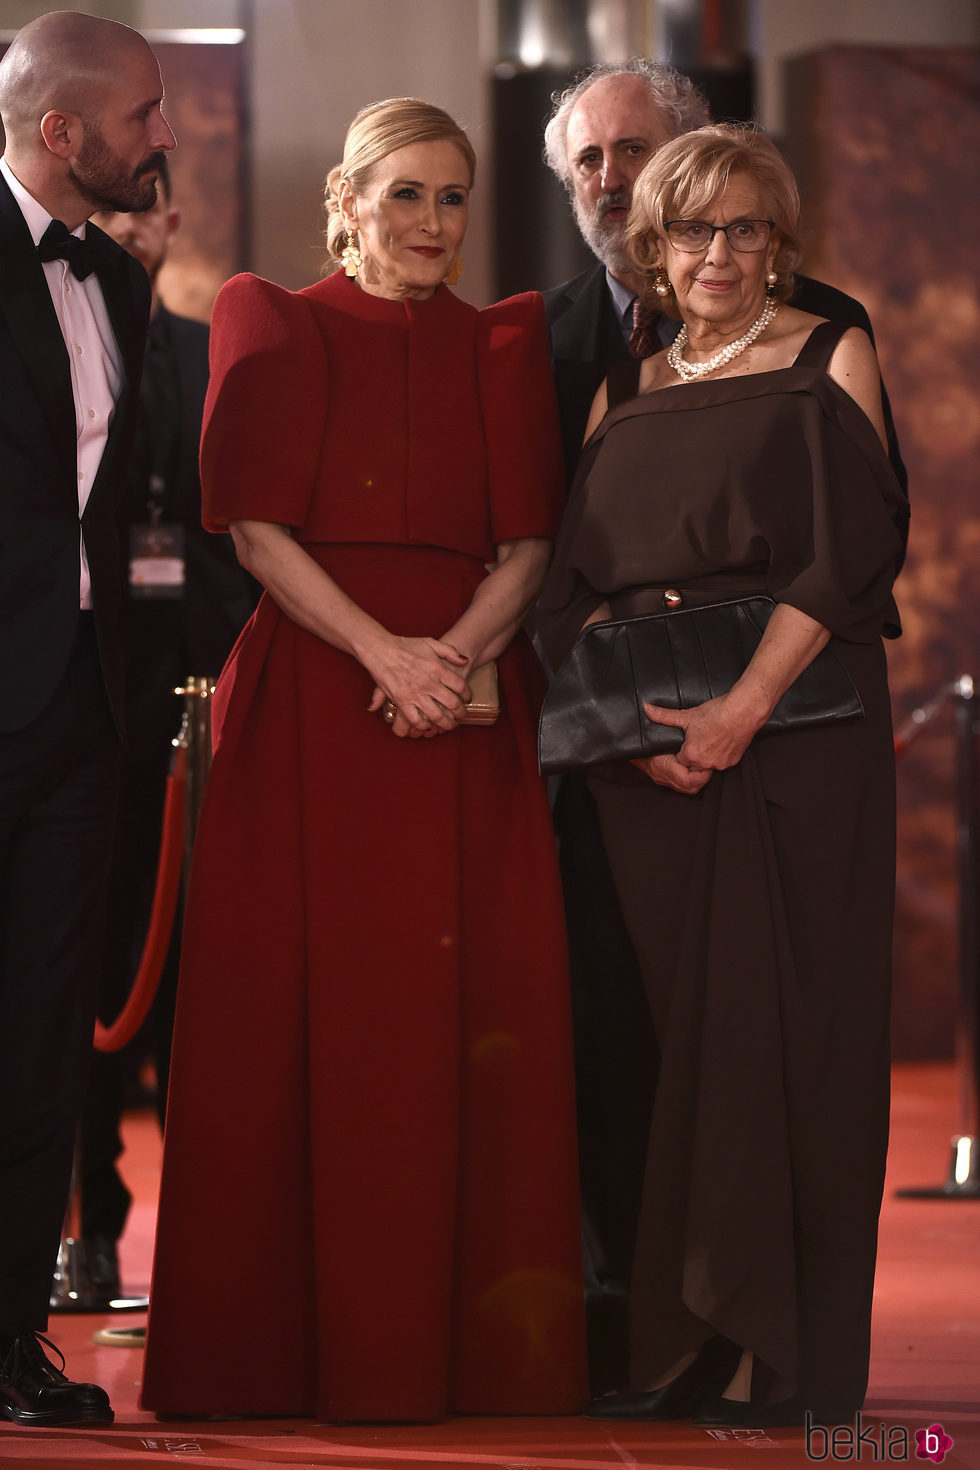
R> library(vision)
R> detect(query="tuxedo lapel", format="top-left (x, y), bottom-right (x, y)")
top-left (92, 221), bottom-right (146, 389)
top-left (84, 231), bottom-right (149, 517)
top-left (0, 171), bottom-right (75, 482)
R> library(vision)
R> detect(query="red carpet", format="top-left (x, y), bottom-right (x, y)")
top-left (2, 1062), bottom-right (977, 1468)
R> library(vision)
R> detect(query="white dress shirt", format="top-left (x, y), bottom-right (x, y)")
top-left (0, 155), bottom-right (123, 608)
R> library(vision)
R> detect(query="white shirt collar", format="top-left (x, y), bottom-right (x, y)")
top-left (0, 155), bottom-right (85, 247)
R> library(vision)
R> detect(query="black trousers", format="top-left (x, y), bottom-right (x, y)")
top-left (0, 615), bottom-right (120, 1332)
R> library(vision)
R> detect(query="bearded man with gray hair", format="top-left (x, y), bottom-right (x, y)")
top-left (540, 57), bottom-right (906, 1396)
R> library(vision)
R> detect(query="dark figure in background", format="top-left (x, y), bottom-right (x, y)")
top-left (71, 157), bottom-right (258, 1308)
top-left (0, 11), bottom-right (175, 1428)
top-left (539, 58), bottom-right (908, 1396)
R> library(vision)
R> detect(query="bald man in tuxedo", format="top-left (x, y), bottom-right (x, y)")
top-left (0, 11), bottom-right (174, 1426)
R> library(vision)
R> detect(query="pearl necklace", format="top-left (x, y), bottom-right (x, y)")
top-left (667, 298), bottom-right (779, 382)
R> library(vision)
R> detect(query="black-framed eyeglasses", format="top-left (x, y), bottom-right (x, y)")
top-left (665, 219), bottom-right (774, 253)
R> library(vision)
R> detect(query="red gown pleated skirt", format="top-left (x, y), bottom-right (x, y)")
top-left (141, 543), bottom-right (587, 1422)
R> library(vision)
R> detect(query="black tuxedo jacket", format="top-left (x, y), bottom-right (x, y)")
top-left (0, 168), bottom-right (150, 734)
top-left (543, 261), bottom-right (907, 494)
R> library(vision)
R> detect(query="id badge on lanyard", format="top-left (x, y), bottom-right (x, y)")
top-left (129, 473), bottom-right (186, 599)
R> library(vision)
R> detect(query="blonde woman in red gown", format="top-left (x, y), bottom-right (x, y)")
top-left (141, 98), bottom-right (586, 1424)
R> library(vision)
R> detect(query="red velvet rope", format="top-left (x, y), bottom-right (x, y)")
top-left (94, 745), bottom-right (188, 1053)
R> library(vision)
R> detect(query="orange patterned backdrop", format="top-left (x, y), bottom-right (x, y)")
top-left (786, 46), bottom-right (980, 1059)
top-left (133, 39), bottom-right (245, 322)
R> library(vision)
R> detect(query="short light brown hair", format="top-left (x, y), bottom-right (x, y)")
top-left (323, 97), bottom-right (476, 269)
top-left (625, 123), bottom-right (804, 307)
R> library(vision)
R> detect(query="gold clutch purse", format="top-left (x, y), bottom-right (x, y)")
top-left (381, 660), bottom-right (500, 728)
top-left (459, 660), bottom-right (500, 725)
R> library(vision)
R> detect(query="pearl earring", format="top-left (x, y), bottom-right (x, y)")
top-left (654, 265), bottom-right (671, 298)
top-left (766, 269), bottom-right (778, 299)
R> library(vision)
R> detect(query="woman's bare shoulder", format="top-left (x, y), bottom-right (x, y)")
top-left (770, 303), bottom-right (829, 350)
top-left (826, 326), bottom-right (887, 446)
top-left (637, 348), bottom-right (676, 395)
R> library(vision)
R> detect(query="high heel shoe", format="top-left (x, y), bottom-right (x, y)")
top-left (691, 1392), bottom-right (748, 1427)
top-left (585, 1336), bottom-right (741, 1421)
top-left (691, 1343), bottom-right (753, 1426)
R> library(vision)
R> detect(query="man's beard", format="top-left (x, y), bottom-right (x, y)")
top-left (573, 188), bottom-right (632, 275)
top-left (69, 125), bottom-right (166, 215)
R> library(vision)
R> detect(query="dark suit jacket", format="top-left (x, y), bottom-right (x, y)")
top-left (0, 169), bottom-right (150, 734)
top-left (543, 261), bottom-right (907, 495)
top-left (118, 305), bottom-right (258, 759)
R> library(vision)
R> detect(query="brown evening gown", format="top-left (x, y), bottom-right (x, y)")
top-left (537, 320), bottom-right (909, 1418)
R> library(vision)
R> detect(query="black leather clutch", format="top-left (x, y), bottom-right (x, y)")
top-left (538, 595), bottom-right (864, 776)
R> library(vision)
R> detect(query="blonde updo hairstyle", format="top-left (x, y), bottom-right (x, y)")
top-left (323, 97), bottom-right (476, 272)
top-left (625, 123), bottom-right (804, 313)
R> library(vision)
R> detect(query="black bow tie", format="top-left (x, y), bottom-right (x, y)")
top-left (37, 219), bottom-right (112, 281)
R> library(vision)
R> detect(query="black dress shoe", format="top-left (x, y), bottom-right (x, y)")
top-left (85, 1236), bottom-right (121, 1302)
top-left (0, 1331), bottom-right (113, 1426)
top-left (585, 1336), bottom-right (741, 1421)
top-left (692, 1392), bottom-right (749, 1427)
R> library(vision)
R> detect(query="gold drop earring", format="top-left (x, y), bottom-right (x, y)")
top-left (341, 228), bottom-right (362, 278)
top-left (444, 255), bottom-right (463, 286)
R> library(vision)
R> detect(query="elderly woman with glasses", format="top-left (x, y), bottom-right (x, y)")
top-left (537, 124), bottom-right (909, 1429)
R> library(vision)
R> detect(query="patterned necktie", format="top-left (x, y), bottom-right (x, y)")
top-left (629, 298), bottom-right (660, 361)
top-left (37, 219), bottom-right (112, 281)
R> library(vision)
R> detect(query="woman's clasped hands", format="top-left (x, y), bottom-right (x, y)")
top-left (367, 635), bottom-right (472, 739)
top-left (632, 687), bottom-right (768, 793)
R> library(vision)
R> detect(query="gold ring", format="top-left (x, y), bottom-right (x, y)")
top-left (383, 700), bottom-right (397, 724)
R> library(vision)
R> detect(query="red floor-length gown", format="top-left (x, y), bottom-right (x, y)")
top-left (141, 271), bottom-right (587, 1422)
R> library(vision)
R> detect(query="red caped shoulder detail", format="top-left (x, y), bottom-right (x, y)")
top-left (202, 274), bottom-right (327, 532)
